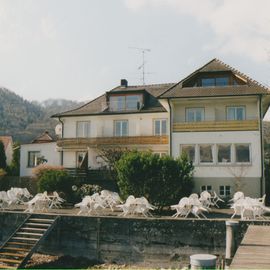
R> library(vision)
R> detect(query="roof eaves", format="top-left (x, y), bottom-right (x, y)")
top-left (51, 94), bottom-right (105, 118)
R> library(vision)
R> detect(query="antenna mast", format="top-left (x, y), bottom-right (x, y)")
top-left (129, 47), bottom-right (151, 85)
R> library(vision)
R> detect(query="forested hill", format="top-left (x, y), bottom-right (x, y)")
top-left (0, 87), bottom-right (84, 143)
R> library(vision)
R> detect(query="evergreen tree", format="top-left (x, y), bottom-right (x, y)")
top-left (8, 142), bottom-right (20, 176)
top-left (0, 140), bottom-right (7, 169)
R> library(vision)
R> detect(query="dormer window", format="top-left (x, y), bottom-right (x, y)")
top-left (182, 71), bottom-right (244, 88)
top-left (201, 77), bottom-right (229, 87)
top-left (109, 94), bottom-right (143, 111)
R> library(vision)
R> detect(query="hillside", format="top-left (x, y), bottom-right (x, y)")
top-left (0, 88), bottom-right (84, 143)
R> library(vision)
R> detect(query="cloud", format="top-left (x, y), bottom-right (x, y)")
top-left (41, 16), bottom-right (57, 40)
top-left (124, 0), bottom-right (270, 63)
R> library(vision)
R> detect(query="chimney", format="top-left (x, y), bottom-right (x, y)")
top-left (120, 79), bottom-right (128, 87)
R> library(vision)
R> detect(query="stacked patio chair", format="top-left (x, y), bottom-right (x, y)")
top-left (230, 192), bottom-right (270, 220)
top-left (171, 195), bottom-right (208, 219)
top-left (117, 195), bottom-right (156, 217)
top-left (75, 190), bottom-right (126, 216)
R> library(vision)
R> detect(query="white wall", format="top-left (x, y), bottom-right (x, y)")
top-left (172, 131), bottom-right (262, 178)
top-left (172, 97), bottom-right (258, 122)
top-left (61, 112), bottom-right (169, 138)
top-left (20, 142), bottom-right (61, 177)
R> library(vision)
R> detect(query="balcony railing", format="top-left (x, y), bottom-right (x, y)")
top-left (57, 135), bottom-right (169, 148)
top-left (173, 120), bottom-right (259, 132)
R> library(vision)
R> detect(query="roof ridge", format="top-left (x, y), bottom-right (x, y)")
top-left (214, 58), bottom-right (269, 90)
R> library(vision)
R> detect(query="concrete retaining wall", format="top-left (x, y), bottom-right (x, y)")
top-left (0, 212), bottom-right (270, 268)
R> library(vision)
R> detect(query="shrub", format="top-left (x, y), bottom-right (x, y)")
top-left (115, 151), bottom-right (194, 210)
top-left (7, 142), bottom-right (20, 176)
top-left (36, 165), bottom-right (76, 202)
top-left (32, 164), bottom-right (65, 179)
top-left (0, 141), bottom-right (7, 169)
top-left (0, 168), bottom-right (6, 177)
top-left (74, 184), bottom-right (102, 199)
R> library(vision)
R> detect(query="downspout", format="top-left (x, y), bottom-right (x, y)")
top-left (58, 117), bottom-right (64, 166)
top-left (259, 95), bottom-right (265, 196)
top-left (168, 99), bottom-right (172, 157)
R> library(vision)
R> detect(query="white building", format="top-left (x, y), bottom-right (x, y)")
top-left (20, 132), bottom-right (61, 177)
top-left (160, 59), bottom-right (270, 197)
top-left (52, 80), bottom-right (171, 170)
top-left (51, 59), bottom-right (270, 197)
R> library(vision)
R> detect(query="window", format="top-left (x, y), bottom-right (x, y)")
top-left (227, 106), bottom-right (245, 121)
top-left (235, 144), bottom-right (250, 163)
top-left (186, 108), bottom-right (204, 122)
top-left (199, 145), bottom-right (213, 163)
top-left (114, 120), bottom-right (128, 136)
top-left (202, 78), bottom-right (215, 87)
top-left (181, 145), bottom-right (195, 163)
top-left (28, 151), bottom-right (41, 167)
top-left (201, 185), bottom-right (212, 192)
top-left (201, 77), bottom-right (229, 87)
top-left (217, 144), bottom-right (231, 163)
top-left (154, 152), bottom-right (168, 157)
top-left (76, 152), bottom-right (87, 168)
top-left (109, 95), bottom-right (143, 111)
top-left (219, 185), bottom-right (231, 197)
top-left (154, 119), bottom-right (167, 135)
top-left (76, 121), bottom-right (90, 138)
top-left (216, 77), bottom-right (229, 86)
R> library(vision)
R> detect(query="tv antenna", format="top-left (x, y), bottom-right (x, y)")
top-left (129, 47), bottom-right (151, 85)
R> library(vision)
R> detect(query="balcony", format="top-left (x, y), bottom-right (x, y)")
top-left (57, 135), bottom-right (169, 148)
top-left (173, 120), bottom-right (259, 132)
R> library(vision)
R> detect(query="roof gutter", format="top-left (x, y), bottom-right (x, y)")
top-left (259, 95), bottom-right (265, 196)
top-left (58, 117), bottom-right (64, 166)
top-left (168, 99), bottom-right (172, 157)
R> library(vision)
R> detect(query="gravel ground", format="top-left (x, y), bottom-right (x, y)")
top-left (25, 253), bottom-right (160, 269)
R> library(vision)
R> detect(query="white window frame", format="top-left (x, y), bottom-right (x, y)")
top-left (76, 121), bottom-right (91, 138)
top-left (114, 120), bottom-right (128, 137)
top-left (154, 119), bottom-right (167, 136)
top-left (219, 185), bottom-right (231, 197)
top-left (201, 185), bottom-right (212, 192)
top-left (186, 108), bottom-right (205, 122)
top-left (154, 152), bottom-right (168, 157)
top-left (226, 106), bottom-right (246, 121)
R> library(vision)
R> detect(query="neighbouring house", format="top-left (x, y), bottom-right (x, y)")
top-left (159, 58), bottom-right (270, 197)
top-left (20, 131), bottom-right (61, 177)
top-left (0, 136), bottom-right (13, 166)
top-left (52, 80), bottom-right (172, 171)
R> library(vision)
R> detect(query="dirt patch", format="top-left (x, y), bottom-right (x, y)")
top-left (25, 254), bottom-right (98, 269)
top-left (25, 254), bottom-right (155, 269)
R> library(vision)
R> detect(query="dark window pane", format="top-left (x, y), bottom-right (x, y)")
top-left (216, 77), bottom-right (229, 86)
top-left (218, 145), bottom-right (231, 163)
top-left (202, 78), bottom-right (215, 87)
top-left (200, 145), bottom-right (213, 163)
top-left (236, 144), bottom-right (250, 162)
top-left (182, 145), bottom-right (195, 163)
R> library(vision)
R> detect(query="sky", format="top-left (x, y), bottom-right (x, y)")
top-left (0, 0), bottom-right (270, 102)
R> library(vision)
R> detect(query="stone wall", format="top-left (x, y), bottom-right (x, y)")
top-left (1, 212), bottom-right (270, 268)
